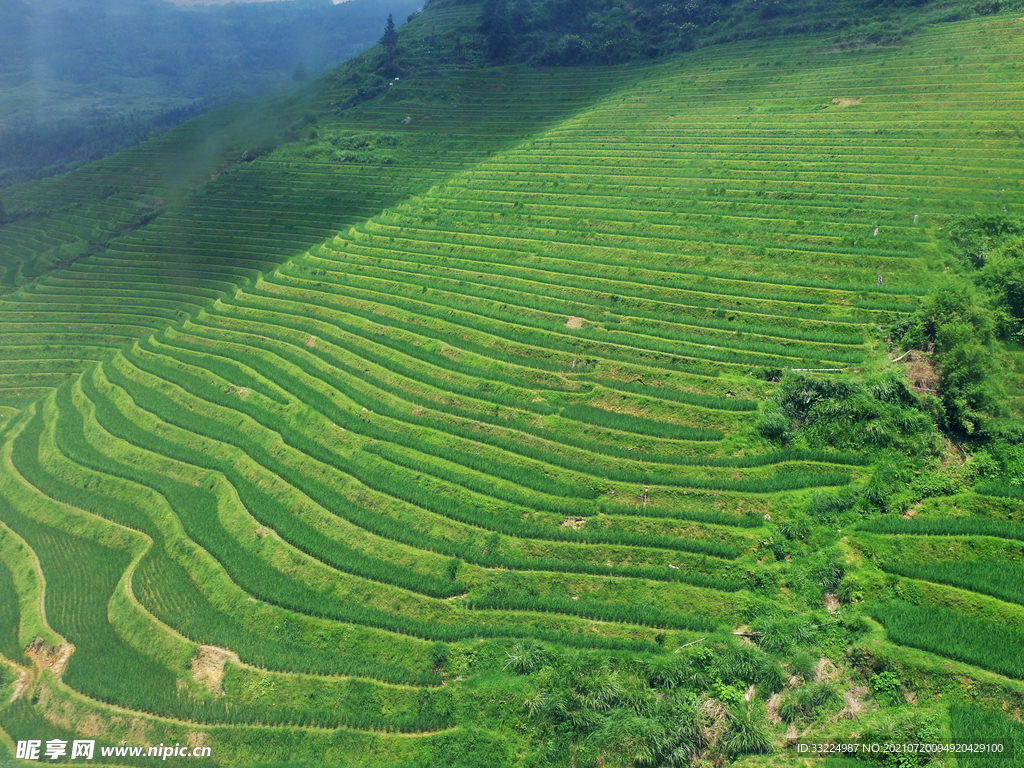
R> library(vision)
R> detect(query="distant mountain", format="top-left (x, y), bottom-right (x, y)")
top-left (0, 0), bottom-right (420, 185)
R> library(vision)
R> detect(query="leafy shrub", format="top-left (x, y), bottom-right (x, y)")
top-left (756, 402), bottom-right (790, 440)
top-left (896, 276), bottom-right (998, 436)
top-left (870, 671), bottom-right (903, 707)
top-left (762, 371), bottom-right (937, 455)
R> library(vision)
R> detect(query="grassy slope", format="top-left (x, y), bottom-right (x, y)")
top-left (0, 3), bottom-right (1024, 765)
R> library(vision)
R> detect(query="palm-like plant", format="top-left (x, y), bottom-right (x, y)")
top-left (724, 699), bottom-right (773, 756)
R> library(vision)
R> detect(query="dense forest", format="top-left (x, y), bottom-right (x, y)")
top-left (476, 0), bottom-right (1014, 65)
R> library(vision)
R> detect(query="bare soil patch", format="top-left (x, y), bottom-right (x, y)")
top-left (699, 699), bottom-right (729, 748)
top-left (76, 712), bottom-right (106, 739)
top-left (10, 668), bottom-right (30, 702)
top-left (306, 335), bottom-right (317, 348)
top-left (831, 97), bottom-right (863, 106)
top-left (565, 316), bottom-right (584, 329)
top-left (561, 516), bottom-right (587, 530)
top-left (901, 351), bottom-right (940, 393)
top-left (732, 625), bottom-right (756, 646)
top-left (187, 732), bottom-right (209, 752)
top-left (815, 657), bottom-right (839, 683)
top-left (839, 685), bottom-right (872, 720)
top-left (25, 637), bottom-right (74, 679)
top-left (191, 646), bottom-right (239, 696)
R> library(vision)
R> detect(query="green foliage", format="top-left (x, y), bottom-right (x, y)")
top-left (593, 378), bottom-right (752, 411)
top-left (807, 546), bottom-right (846, 594)
top-left (745, 569), bottom-right (779, 595)
top-left (779, 682), bottom-right (841, 723)
top-left (586, 701), bottom-right (708, 767)
top-left (713, 642), bottom-right (786, 695)
top-left (947, 215), bottom-right (1024, 271)
top-left (857, 709), bottom-right (943, 767)
top-left (559, 404), bottom-right (722, 442)
top-left (752, 615), bottom-right (816, 653)
top-left (381, 14), bottom-right (400, 67)
top-left (791, 649), bottom-right (816, 681)
top-left (505, 641), bottom-right (549, 674)
top-left (476, 0), bottom-right (1000, 67)
top-left (863, 451), bottom-right (965, 514)
top-left (468, 595), bottom-right (722, 632)
top-left (895, 261), bottom-right (1012, 434)
top-left (971, 418), bottom-right (1024, 486)
top-left (723, 700), bottom-right (772, 756)
top-left (601, 504), bottom-right (764, 529)
top-left (759, 371), bottom-right (937, 454)
top-left (756, 402), bottom-right (791, 441)
top-left (511, 641), bottom-right (785, 764)
top-left (870, 670), bottom-right (903, 707)
top-left (976, 480), bottom-right (1024, 500)
top-left (806, 488), bottom-right (862, 524)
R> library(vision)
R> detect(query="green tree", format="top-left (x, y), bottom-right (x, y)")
top-left (978, 236), bottom-right (1024, 341)
top-left (380, 14), bottom-right (398, 67)
top-left (905, 278), bottom-right (996, 436)
top-left (481, 0), bottom-right (514, 61)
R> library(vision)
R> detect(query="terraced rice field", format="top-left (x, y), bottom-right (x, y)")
top-left (1, 4), bottom-right (1024, 764)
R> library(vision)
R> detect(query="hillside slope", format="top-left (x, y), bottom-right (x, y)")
top-left (1, 4), bottom-right (1023, 766)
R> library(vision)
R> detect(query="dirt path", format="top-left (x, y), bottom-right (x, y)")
top-left (0, 653), bottom-right (32, 703)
